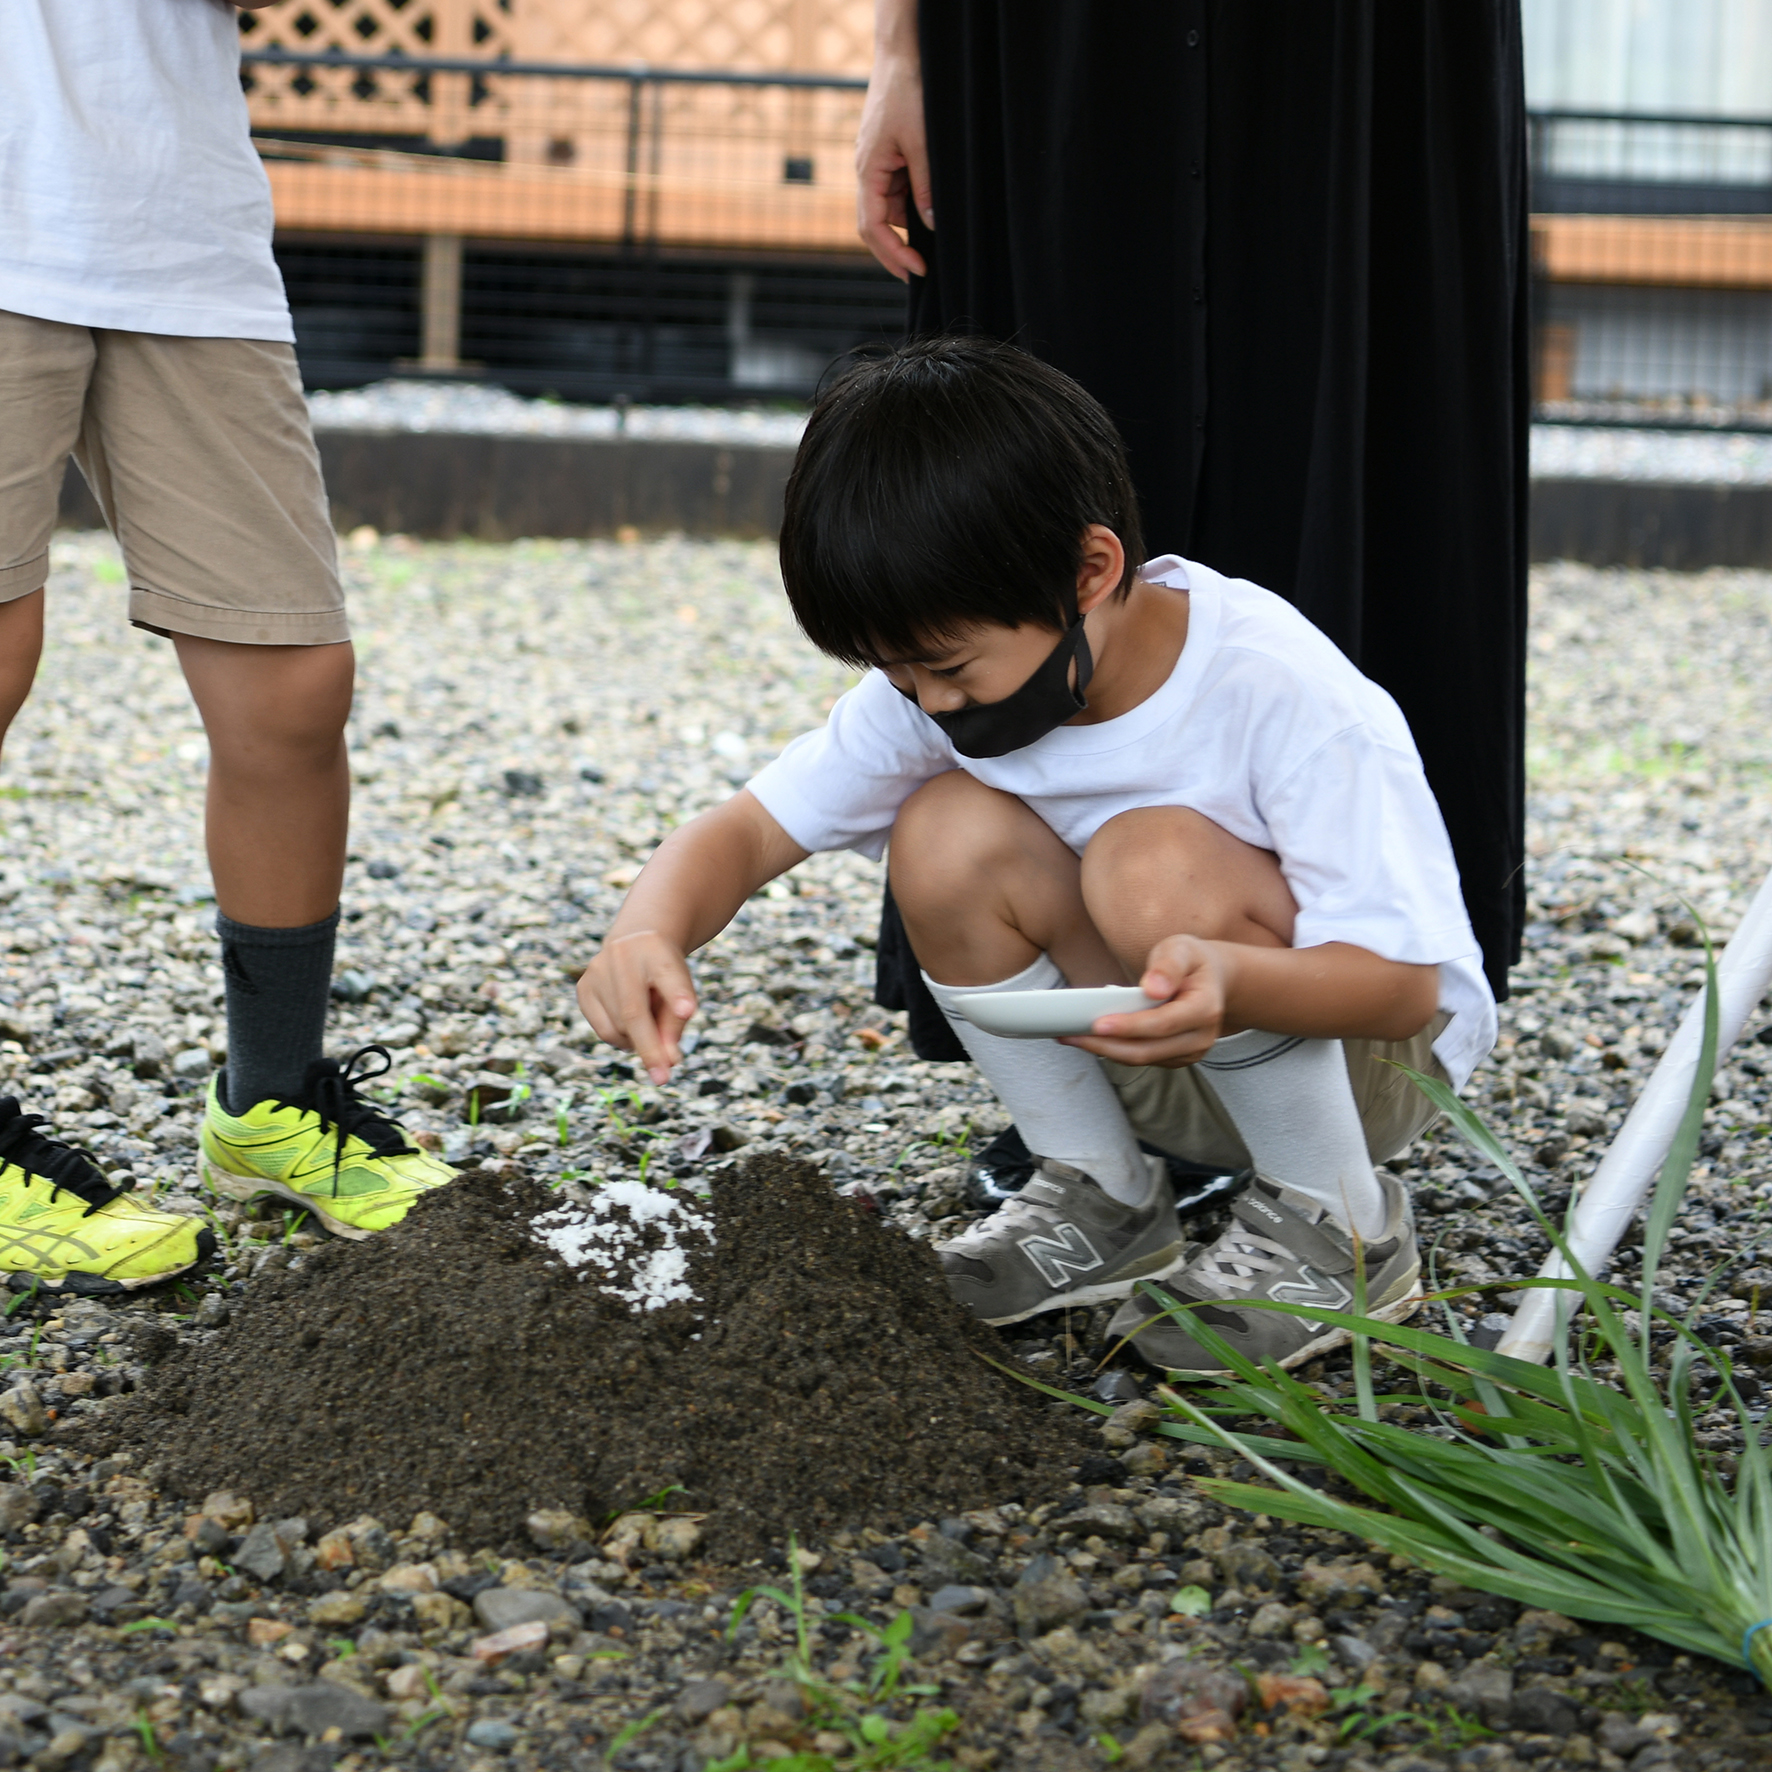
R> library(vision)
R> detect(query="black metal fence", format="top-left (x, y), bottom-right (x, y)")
top-left (243, 47), bottom-right (903, 403)
top-left (1530, 108), bottom-right (1772, 429)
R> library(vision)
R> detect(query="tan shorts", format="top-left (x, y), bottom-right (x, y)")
top-left (1106, 1015), bottom-right (1451, 1170)
top-left (0, 310), bottom-right (346, 645)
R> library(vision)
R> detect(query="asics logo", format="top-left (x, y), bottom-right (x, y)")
top-left (1018, 1221), bottom-right (1104, 1288)
top-left (1271, 1265), bottom-right (1352, 1311)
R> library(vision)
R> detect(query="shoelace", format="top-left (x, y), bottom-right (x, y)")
top-left (943, 1177), bottom-right (1071, 1253)
top-left (1186, 1221), bottom-right (1292, 1298)
top-left (0, 1097), bottom-right (116, 1215)
top-left (275, 1045), bottom-right (416, 1197)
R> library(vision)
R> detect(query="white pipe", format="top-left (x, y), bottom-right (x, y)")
top-left (1496, 865), bottom-right (1772, 1365)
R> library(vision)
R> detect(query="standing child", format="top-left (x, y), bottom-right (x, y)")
top-left (577, 337), bottom-right (1495, 1376)
top-left (0, 0), bottom-right (454, 1293)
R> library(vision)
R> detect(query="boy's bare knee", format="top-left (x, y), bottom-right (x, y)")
top-left (1083, 805), bottom-right (1295, 951)
top-left (890, 772), bottom-right (1020, 912)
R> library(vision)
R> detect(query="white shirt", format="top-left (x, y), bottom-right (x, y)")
top-left (749, 557), bottom-right (1497, 1089)
top-left (0, 0), bottom-right (292, 340)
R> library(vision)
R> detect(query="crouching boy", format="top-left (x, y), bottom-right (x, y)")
top-left (577, 337), bottom-right (1495, 1376)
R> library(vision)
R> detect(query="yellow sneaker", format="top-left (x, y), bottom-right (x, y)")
top-left (199, 1045), bottom-right (457, 1240)
top-left (0, 1099), bottom-right (213, 1292)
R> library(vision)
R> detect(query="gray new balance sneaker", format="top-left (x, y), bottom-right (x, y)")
top-left (1105, 1173), bottom-right (1422, 1377)
top-left (937, 1156), bottom-right (1191, 1327)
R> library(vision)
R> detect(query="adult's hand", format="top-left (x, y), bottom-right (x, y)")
top-left (855, 0), bottom-right (932, 281)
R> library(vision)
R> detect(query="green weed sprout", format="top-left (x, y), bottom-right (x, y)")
top-left (131, 1713), bottom-right (164, 1763)
top-left (1126, 936), bottom-right (1772, 1686)
top-left (555, 1090), bottom-right (575, 1147)
top-left (609, 1706), bottom-right (667, 1752)
top-left (726, 1537), bottom-right (958, 1768)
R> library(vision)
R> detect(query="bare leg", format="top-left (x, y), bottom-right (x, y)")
top-left (1085, 808), bottom-right (1389, 1236)
top-left (890, 772), bottom-right (1154, 1201)
top-left (172, 635), bottom-right (353, 926)
top-left (0, 590), bottom-right (45, 761)
top-left (1080, 804), bottom-right (1295, 991)
top-left (889, 770), bottom-right (1125, 988)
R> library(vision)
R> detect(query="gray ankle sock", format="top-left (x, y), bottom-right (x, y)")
top-left (216, 908), bottom-right (339, 1112)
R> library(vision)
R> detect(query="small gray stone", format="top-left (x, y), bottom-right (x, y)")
top-left (1135, 1494), bottom-right (1206, 1537)
top-left (525, 1507), bottom-right (592, 1552)
top-left (472, 1587), bottom-right (581, 1633)
top-left (1213, 1542), bottom-right (1282, 1590)
top-left (918, 1533), bottom-right (993, 1587)
top-left (239, 1683), bottom-right (389, 1740)
top-left (927, 1584), bottom-right (992, 1615)
top-left (0, 1483), bottom-right (38, 1531)
top-left (330, 970), bottom-right (376, 1004)
top-left (1630, 1749), bottom-right (1681, 1772)
top-left (131, 1033), bottom-right (169, 1078)
top-left (1092, 1370), bottom-right (1144, 1404)
top-left (466, 1718), bottom-right (520, 1751)
top-left (0, 1693), bottom-right (46, 1727)
top-left (0, 1384), bottom-right (47, 1438)
top-left (1010, 1552), bottom-right (1089, 1635)
top-left (1598, 1714), bottom-right (1663, 1757)
top-left (906, 1605), bottom-right (982, 1657)
top-left (1446, 1659), bottom-right (1514, 1724)
top-left (1510, 1686), bottom-right (1578, 1736)
top-left (171, 1046), bottom-right (212, 1080)
top-left (235, 1520), bottom-right (289, 1582)
top-left (1068, 1501), bottom-right (1141, 1540)
top-left (19, 1591), bottom-right (87, 1629)
top-left (674, 1679), bottom-right (731, 1725)
top-left (1333, 1633), bottom-right (1381, 1671)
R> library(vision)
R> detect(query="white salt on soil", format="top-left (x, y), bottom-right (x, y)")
top-left (531, 1181), bottom-right (715, 1312)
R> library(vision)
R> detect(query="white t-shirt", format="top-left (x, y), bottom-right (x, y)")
top-left (0, 0), bottom-right (292, 340)
top-left (749, 557), bottom-right (1497, 1089)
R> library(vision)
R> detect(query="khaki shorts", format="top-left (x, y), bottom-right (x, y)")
top-left (1106, 1014), bottom-right (1452, 1170)
top-left (0, 310), bottom-right (345, 645)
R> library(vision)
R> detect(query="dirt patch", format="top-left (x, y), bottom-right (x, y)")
top-left (88, 1158), bottom-right (1081, 1560)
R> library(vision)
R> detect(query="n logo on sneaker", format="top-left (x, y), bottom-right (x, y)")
top-left (1017, 1220), bottom-right (1104, 1288)
top-left (1270, 1265), bottom-right (1352, 1311)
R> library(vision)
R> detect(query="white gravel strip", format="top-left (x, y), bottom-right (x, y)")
top-left (309, 381), bottom-right (1772, 487)
top-left (307, 379), bottom-right (808, 448)
top-left (1531, 423), bottom-right (1772, 485)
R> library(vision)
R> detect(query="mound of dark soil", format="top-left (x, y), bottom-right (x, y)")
top-left (92, 1159), bottom-right (1082, 1559)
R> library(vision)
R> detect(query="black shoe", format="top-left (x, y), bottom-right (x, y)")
top-left (962, 1125), bottom-right (1040, 1208)
top-left (962, 1123), bottom-right (1245, 1220)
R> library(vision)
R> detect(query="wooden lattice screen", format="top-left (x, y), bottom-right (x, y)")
top-left (242, 1), bottom-right (876, 253)
top-left (240, 1), bottom-right (520, 143)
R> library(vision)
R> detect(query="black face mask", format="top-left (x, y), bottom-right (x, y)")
top-left (896, 609), bottom-right (1095, 759)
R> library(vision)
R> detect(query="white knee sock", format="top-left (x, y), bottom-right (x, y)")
top-left (1197, 1030), bottom-right (1386, 1237)
top-left (921, 955), bottom-right (1151, 1205)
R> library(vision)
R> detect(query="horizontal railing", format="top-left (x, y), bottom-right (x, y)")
top-left (1529, 108), bottom-right (1772, 215)
top-left (241, 46), bottom-right (867, 91)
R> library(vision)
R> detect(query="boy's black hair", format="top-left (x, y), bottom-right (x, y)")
top-left (779, 336), bottom-right (1145, 667)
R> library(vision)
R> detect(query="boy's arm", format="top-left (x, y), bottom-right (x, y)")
top-left (1068, 936), bottom-right (1439, 1070)
top-left (576, 790), bottom-right (810, 1083)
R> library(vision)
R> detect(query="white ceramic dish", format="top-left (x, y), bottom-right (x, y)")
top-left (949, 985), bottom-right (1160, 1039)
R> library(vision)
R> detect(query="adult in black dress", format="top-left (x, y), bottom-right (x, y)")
top-left (854, 1), bottom-right (1529, 1108)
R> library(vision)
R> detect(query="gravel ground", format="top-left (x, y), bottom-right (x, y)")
top-left (3, 539), bottom-right (1772, 1771)
top-left (1531, 426), bottom-right (1772, 486)
top-left (307, 379), bottom-right (1772, 489)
